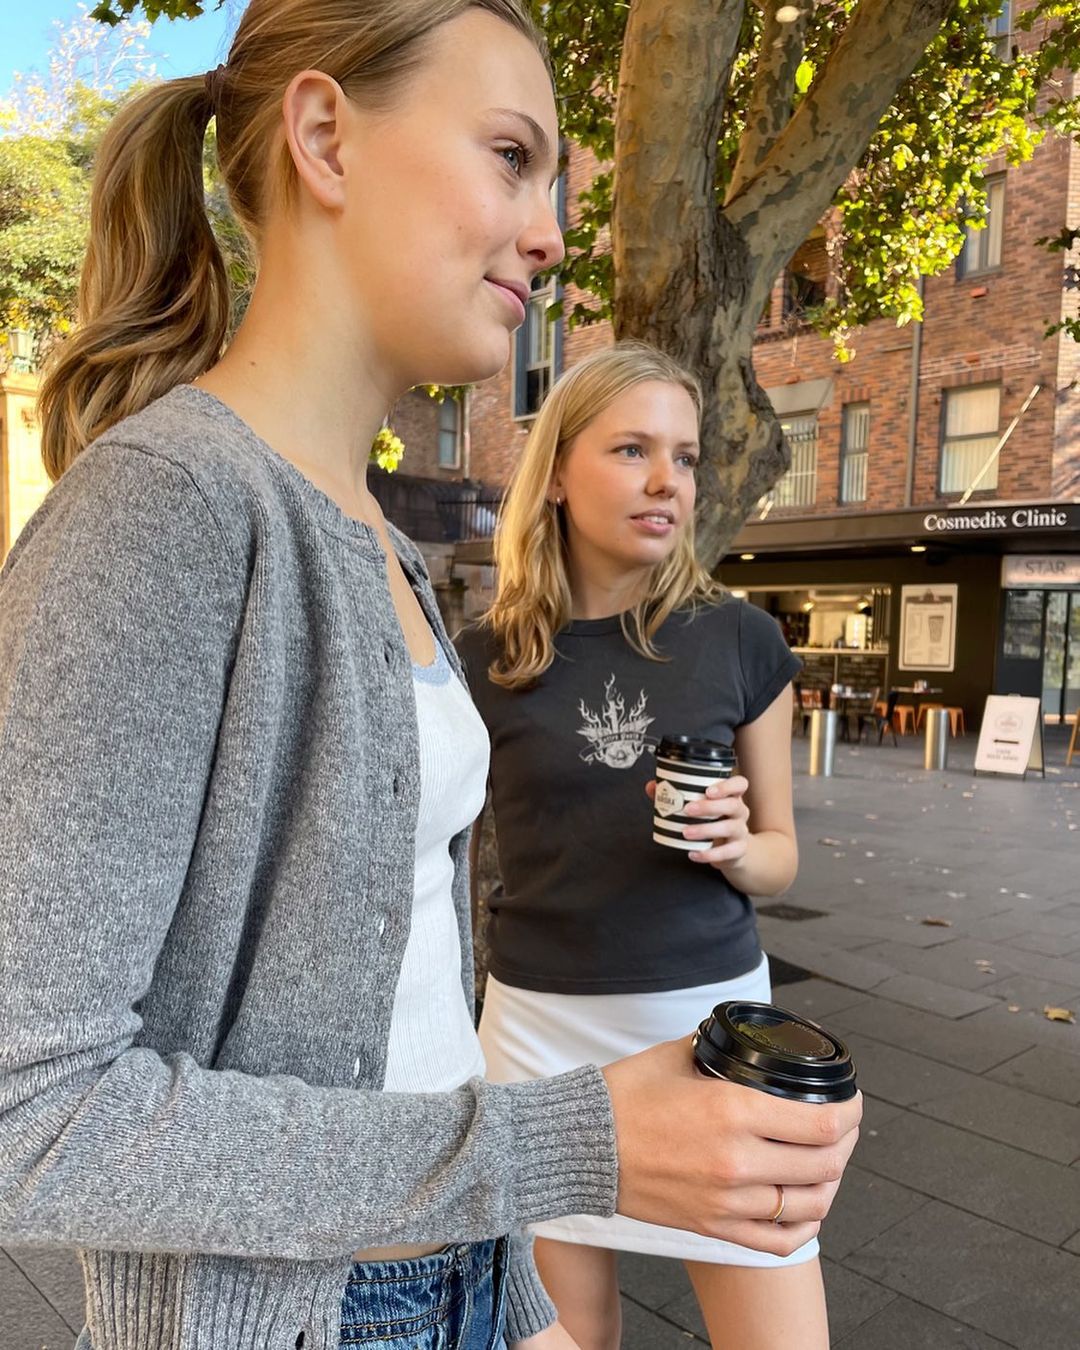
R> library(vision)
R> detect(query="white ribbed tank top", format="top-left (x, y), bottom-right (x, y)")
top-left (382, 639), bottom-right (489, 1092)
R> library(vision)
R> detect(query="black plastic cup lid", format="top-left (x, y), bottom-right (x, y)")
top-left (656, 735), bottom-right (736, 766)
top-left (692, 1001), bottom-right (857, 1103)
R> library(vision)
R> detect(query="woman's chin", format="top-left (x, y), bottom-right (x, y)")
top-left (427, 332), bottom-right (512, 388)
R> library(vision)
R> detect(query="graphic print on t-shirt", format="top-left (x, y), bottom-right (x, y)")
top-left (577, 673), bottom-right (655, 768)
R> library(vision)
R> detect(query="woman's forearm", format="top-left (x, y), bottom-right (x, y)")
top-left (717, 828), bottom-right (798, 897)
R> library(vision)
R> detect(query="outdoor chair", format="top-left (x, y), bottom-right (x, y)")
top-left (797, 686), bottom-right (823, 736)
top-left (854, 686), bottom-right (881, 743)
top-left (792, 682), bottom-right (804, 736)
top-left (943, 705), bottom-right (966, 736)
top-left (860, 689), bottom-right (899, 746)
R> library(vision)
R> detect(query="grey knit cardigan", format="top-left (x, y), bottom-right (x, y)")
top-left (0, 386), bottom-right (618, 1350)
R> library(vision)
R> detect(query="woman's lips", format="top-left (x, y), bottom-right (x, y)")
top-left (485, 279), bottom-right (527, 325)
top-left (630, 512), bottom-right (676, 536)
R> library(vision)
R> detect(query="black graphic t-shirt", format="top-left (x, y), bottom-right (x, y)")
top-left (455, 600), bottom-right (801, 994)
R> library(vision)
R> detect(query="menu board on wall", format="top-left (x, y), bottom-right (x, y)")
top-left (899, 584), bottom-right (958, 671)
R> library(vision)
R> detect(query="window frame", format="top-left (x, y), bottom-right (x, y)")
top-left (764, 411), bottom-right (819, 510)
top-left (436, 394), bottom-right (462, 471)
top-left (512, 174), bottom-right (566, 421)
top-left (957, 173), bottom-right (1006, 279)
top-left (839, 401), bottom-right (870, 505)
top-left (987, 1), bottom-right (1012, 61)
top-left (938, 382), bottom-right (1002, 496)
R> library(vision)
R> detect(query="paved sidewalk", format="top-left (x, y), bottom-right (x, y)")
top-left (5, 728), bottom-right (1080, 1348)
top-left (617, 725), bottom-right (1080, 1349)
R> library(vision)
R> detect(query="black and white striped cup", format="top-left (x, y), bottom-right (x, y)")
top-left (653, 735), bottom-right (736, 852)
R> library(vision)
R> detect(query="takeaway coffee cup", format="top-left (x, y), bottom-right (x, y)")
top-left (653, 735), bottom-right (736, 852)
top-left (692, 1001), bottom-right (858, 1103)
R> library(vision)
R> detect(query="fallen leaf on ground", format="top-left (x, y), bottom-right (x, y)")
top-left (1044, 1006), bottom-right (1076, 1024)
top-left (921, 917), bottom-right (953, 927)
top-left (1007, 1005), bottom-right (1020, 1013)
top-left (818, 838), bottom-right (843, 847)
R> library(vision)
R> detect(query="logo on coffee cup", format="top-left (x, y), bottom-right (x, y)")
top-left (654, 780), bottom-right (686, 817)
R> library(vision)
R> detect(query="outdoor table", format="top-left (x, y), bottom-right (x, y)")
top-left (830, 687), bottom-right (875, 742)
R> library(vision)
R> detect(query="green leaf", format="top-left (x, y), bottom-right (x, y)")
top-left (795, 59), bottom-right (815, 95)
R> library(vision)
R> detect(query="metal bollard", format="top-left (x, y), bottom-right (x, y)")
top-left (924, 706), bottom-right (950, 771)
top-left (808, 708), bottom-right (838, 777)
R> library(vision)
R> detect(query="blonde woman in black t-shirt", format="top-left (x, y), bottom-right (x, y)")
top-left (457, 342), bottom-right (831, 1350)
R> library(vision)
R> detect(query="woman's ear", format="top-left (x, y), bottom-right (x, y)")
top-left (281, 69), bottom-right (350, 210)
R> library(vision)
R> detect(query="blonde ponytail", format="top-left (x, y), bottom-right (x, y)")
top-left (39, 76), bottom-right (229, 480)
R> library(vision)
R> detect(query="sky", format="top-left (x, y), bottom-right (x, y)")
top-left (0, 1), bottom-right (236, 93)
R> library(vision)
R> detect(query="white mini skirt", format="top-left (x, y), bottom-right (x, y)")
top-left (479, 954), bottom-right (819, 1266)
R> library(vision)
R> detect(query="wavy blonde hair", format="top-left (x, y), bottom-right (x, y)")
top-left (38, 0), bottom-right (546, 481)
top-left (485, 341), bottom-right (724, 688)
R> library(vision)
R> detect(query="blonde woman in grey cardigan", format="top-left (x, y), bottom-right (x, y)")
top-left (0, 3), bottom-right (862, 1349)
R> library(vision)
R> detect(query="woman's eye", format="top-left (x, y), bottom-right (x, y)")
top-left (617, 444), bottom-right (643, 458)
top-left (678, 454), bottom-right (699, 470)
top-left (499, 143), bottom-right (531, 176)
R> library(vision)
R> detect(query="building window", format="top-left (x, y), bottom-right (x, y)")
top-left (513, 274), bottom-right (557, 418)
top-left (958, 174), bottom-right (1005, 277)
top-left (782, 232), bottom-right (828, 323)
top-left (437, 395), bottom-right (462, 470)
top-left (767, 413), bottom-right (818, 509)
top-left (839, 402), bottom-right (869, 503)
top-left (513, 175), bottom-right (565, 419)
top-left (940, 384), bottom-right (1000, 494)
top-left (987, 2), bottom-right (1011, 61)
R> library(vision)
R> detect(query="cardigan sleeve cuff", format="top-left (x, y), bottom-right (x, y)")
top-left (503, 1230), bottom-right (557, 1343)
top-left (506, 1063), bottom-right (619, 1222)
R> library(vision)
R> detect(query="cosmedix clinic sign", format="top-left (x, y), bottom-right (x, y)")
top-left (1001, 555), bottom-right (1080, 588)
top-left (921, 505), bottom-right (1078, 534)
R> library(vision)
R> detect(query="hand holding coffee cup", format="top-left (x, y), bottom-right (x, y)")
top-left (601, 1025), bottom-right (862, 1257)
top-left (649, 735), bottom-right (750, 866)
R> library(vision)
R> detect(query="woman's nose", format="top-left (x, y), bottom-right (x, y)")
top-left (522, 189), bottom-right (566, 272)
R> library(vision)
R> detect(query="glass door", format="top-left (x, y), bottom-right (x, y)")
top-left (1041, 591), bottom-right (1080, 723)
top-left (1066, 593), bottom-right (1080, 721)
top-left (1042, 592), bottom-right (1068, 720)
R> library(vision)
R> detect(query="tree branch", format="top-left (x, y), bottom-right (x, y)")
top-left (725, 0), bottom-right (954, 311)
top-left (612, 0), bottom-right (746, 349)
top-left (726, 0), bottom-right (811, 204)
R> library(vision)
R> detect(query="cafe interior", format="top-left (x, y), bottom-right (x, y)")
top-left (734, 583), bottom-right (959, 740)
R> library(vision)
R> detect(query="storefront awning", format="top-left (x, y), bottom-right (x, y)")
top-left (730, 500), bottom-right (1080, 558)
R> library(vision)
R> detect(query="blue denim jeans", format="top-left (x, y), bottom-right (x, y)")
top-left (339, 1238), bottom-right (508, 1350)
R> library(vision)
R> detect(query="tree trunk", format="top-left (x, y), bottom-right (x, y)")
top-left (612, 0), bottom-right (956, 568)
